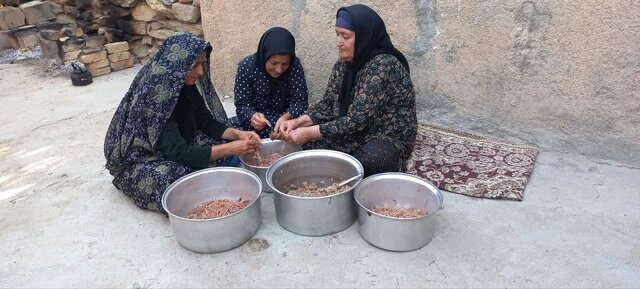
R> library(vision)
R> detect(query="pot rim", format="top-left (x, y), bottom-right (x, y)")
top-left (161, 167), bottom-right (262, 222)
top-left (239, 138), bottom-right (288, 169)
top-left (354, 172), bottom-right (443, 220)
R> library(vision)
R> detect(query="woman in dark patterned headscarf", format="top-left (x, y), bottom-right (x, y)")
top-left (234, 27), bottom-right (309, 139)
top-left (104, 32), bottom-right (260, 212)
top-left (281, 4), bottom-right (417, 177)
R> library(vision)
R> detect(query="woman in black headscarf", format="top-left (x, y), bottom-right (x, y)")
top-left (234, 27), bottom-right (309, 139)
top-left (281, 4), bottom-right (417, 177)
top-left (104, 32), bottom-right (261, 212)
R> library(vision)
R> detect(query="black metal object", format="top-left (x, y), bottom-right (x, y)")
top-left (70, 62), bottom-right (93, 86)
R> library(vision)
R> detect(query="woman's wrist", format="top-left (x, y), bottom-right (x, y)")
top-left (306, 125), bottom-right (321, 140)
top-left (210, 143), bottom-right (231, 160)
top-left (221, 128), bottom-right (240, 141)
top-left (300, 115), bottom-right (314, 127)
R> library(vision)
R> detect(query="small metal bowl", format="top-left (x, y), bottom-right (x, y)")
top-left (239, 139), bottom-right (301, 193)
top-left (354, 173), bottom-right (443, 251)
top-left (161, 167), bottom-right (262, 253)
top-left (266, 150), bottom-right (364, 236)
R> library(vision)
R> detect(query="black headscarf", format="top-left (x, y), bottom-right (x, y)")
top-left (336, 4), bottom-right (410, 116)
top-left (255, 27), bottom-right (296, 112)
top-left (104, 32), bottom-right (226, 174)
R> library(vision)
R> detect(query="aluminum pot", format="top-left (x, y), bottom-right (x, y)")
top-left (266, 150), bottom-right (364, 236)
top-left (239, 139), bottom-right (301, 193)
top-left (161, 167), bottom-right (262, 253)
top-left (354, 173), bottom-right (443, 251)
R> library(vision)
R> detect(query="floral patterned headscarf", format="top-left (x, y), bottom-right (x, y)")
top-left (104, 32), bottom-right (228, 175)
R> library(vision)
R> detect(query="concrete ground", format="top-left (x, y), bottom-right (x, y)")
top-left (0, 62), bottom-right (639, 288)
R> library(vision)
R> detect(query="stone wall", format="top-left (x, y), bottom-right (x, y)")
top-left (201, 0), bottom-right (640, 165)
top-left (0, 0), bottom-right (202, 77)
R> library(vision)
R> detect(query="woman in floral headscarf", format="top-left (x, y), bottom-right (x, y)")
top-left (281, 4), bottom-right (417, 177)
top-left (104, 32), bottom-right (260, 212)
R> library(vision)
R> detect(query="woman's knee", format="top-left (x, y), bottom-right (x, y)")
top-left (115, 161), bottom-right (191, 212)
top-left (353, 139), bottom-right (402, 176)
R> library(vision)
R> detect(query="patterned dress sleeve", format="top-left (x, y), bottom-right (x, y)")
top-left (318, 57), bottom-right (395, 138)
top-left (234, 58), bottom-right (256, 127)
top-left (286, 58), bottom-right (309, 118)
top-left (308, 60), bottom-right (341, 123)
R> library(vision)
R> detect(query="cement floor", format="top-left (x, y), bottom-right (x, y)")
top-left (1, 62), bottom-right (638, 288)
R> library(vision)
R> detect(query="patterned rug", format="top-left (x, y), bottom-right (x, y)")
top-left (406, 123), bottom-right (539, 201)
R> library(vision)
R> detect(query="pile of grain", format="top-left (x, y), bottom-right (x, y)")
top-left (371, 204), bottom-right (426, 218)
top-left (186, 198), bottom-right (251, 219)
top-left (257, 152), bottom-right (283, 167)
top-left (286, 181), bottom-right (350, 197)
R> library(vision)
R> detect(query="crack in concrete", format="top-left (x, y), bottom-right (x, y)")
top-left (593, 161), bottom-right (640, 171)
top-left (29, 116), bottom-right (74, 133)
top-left (147, 247), bottom-right (178, 287)
top-left (9, 194), bottom-right (28, 207)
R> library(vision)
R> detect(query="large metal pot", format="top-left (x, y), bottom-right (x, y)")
top-left (239, 139), bottom-right (301, 193)
top-left (354, 173), bottom-right (443, 251)
top-left (266, 150), bottom-right (364, 236)
top-left (161, 167), bottom-right (262, 253)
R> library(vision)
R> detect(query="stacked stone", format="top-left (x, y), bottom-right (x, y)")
top-left (0, 0), bottom-right (57, 50)
top-left (125, 0), bottom-right (202, 62)
top-left (105, 41), bottom-right (132, 72)
top-left (2, 0), bottom-right (203, 75)
top-left (58, 32), bottom-right (82, 64)
top-left (77, 34), bottom-right (109, 76)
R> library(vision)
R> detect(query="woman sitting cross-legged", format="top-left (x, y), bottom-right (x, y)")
top-left (281, 4), bottom-right (418, 177)
top-left (104, 32), bottom-right (260, 212)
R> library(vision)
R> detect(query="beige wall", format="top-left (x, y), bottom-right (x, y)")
top-left (202, 0), bottom-right (640, 165)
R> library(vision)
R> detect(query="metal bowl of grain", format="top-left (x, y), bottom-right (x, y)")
top-left (240, 139), bottom-right (302, 193)
top-left (354, 173), bottom-right (443, 251)
top-left (265, 149), bottom-right (364, 236)
top-left (161, 167), bottom-right (262, 253)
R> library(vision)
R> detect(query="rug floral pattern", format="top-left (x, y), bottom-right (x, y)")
top-left (406, 124), bottom-right (539, 200)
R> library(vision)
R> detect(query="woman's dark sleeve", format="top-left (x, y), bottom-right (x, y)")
top-left (317, 56), bottom-right (395, 138)
top-left (234, 59), bottom-right (256, 127)
top-left (307, 60), bottom-right (341, 124)
top-left (192, 90), bottom-right (228, 140)
top-left (157, 114), bottom-right (211, 169)
top-left (286, 58), bottom-right (309, 118)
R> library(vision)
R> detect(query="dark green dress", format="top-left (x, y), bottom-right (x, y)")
top-left (157, 84), bottom-right (228, 170)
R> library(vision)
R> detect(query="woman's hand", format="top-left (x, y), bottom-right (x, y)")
top-left (222, 128), bottom-right (260, 142)
top-left (269, 130), bottom-right (285, 141)
top-left (284, 126), bottom-right (321, 146)
top-left (236, 130), bottom-right (261, 141)
top-left (281, 114), bottom-right (314, 134)
top-left (283, 127), bottom-right (310, 146)
top-left (211, 134), bottom-right (260, 160)
top-left (280, 118), bottom-right (301, 134)
top-left (270, 113), bottom-right (292, 140)
top-left (231, 129), bottom-right (261, 154)
top-left (227, 139), bottom-right (261, 155)
top-left (274, 112), bottom-right (292, 135)
top-left (250, 112), bottom-right (269, 130)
